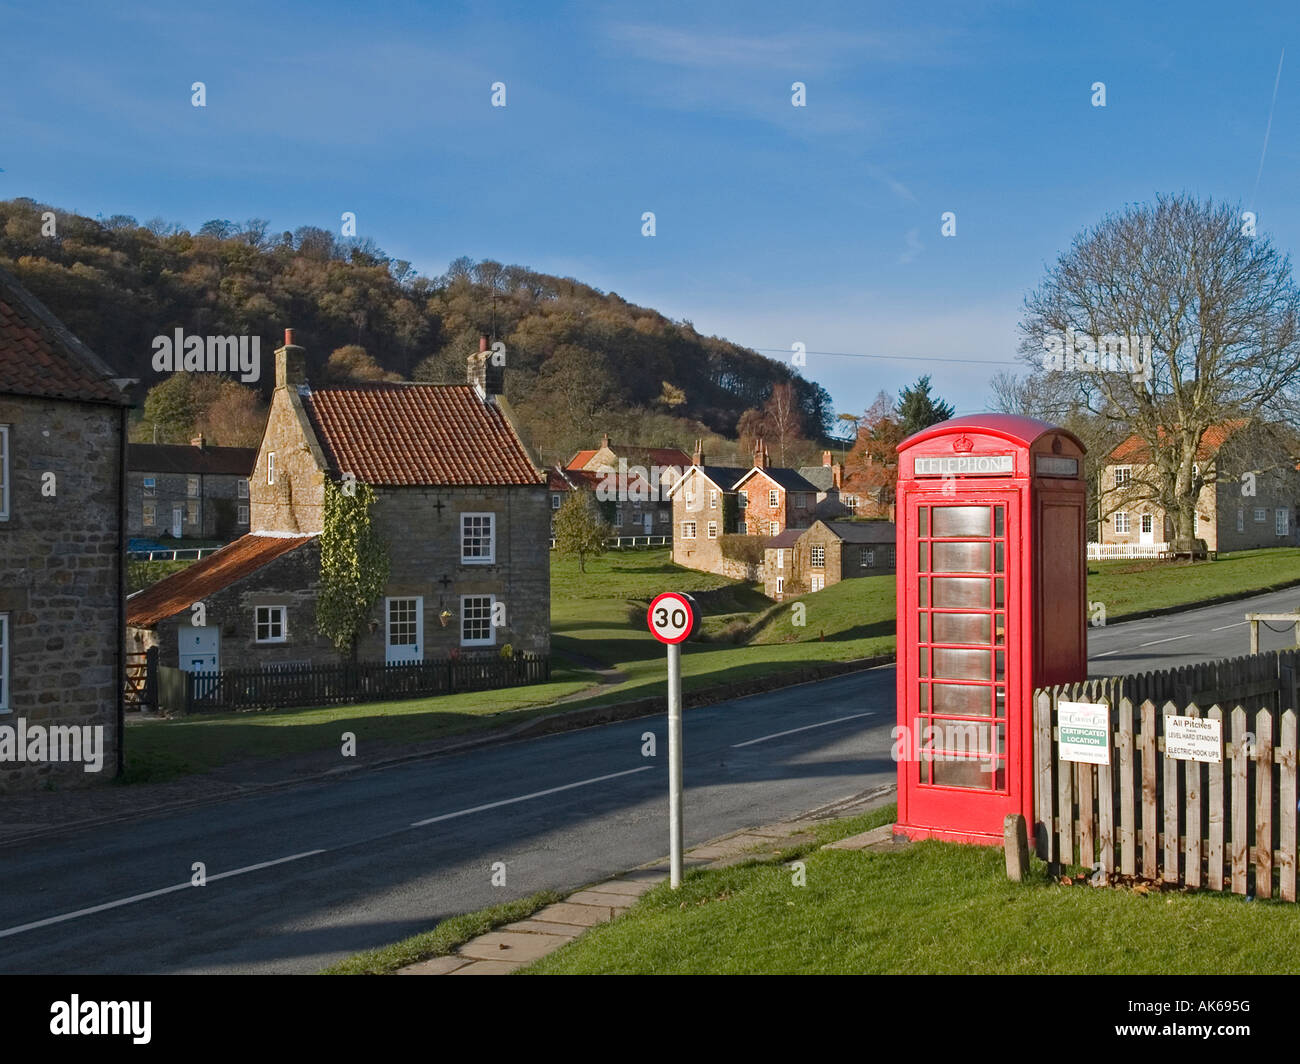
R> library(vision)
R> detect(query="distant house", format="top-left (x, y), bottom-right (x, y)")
top-left (797, 451), bottom-right (847, 517)
top-left (666, 441), bottom-right (748, 576)
top-left (0, 264), bottom-right (131, 791)
top-left (128, 332), bottom-right (550, 674)
top-left (563, 433), bottom-right (689, 537)
top-left (734, 441), bottom-right (819, 536)
top-left (548, 464), bottom-right (659, 540)
top-left (128, 437), bottom-right (255, 540)
top-left (762, 529), bottom-right (803, 600)
top-left (788, 520), bottom-right (897, 595)
top-left (1098, 420), bottom-right (1300, 553)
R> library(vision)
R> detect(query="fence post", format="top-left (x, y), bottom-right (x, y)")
top-left (1162, 702), bottom-right (1179, 884)
top-left (1256, 709), bottom-right (1274, 899)
top-left (1207, 705), bottom-right (1225, 891)
top-left (1231, 706), bottom-right (1250, 895)
top-left (1141, 700), bottom-right (1157, 879)
top-left (1280, 710), bottom-right (1297, 903)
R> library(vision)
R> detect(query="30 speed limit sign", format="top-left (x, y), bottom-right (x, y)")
top-left (647, 592), bottom-right (698, 644)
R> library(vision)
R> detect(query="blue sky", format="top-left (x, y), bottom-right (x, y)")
top-left (2, 0), bottom-right (1298, 429)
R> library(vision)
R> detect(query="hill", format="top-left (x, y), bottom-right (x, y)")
top-left (0, 198), bottom-right (833, 463)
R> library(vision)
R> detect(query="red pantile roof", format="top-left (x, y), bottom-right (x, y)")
top-left (566, 445), bottom-right (691, 470)
top-left (566, 450), bottom-right (599, 469)
top-left (127, 533), bottom-right (316, 628)
top-left (302, 384), bottom-right (542, 486)
top-left (0, 264), bottom-right (127, 405)
top-left (1108, 420), bottom-right (1250, 464)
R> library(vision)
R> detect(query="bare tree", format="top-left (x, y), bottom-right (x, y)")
top-left (1020, 195), bottom-right (1300, 545)
top-left (763, 381), bottom-right (804, 466)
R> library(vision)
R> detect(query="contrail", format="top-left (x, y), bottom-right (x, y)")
top-left (1252, 48), bottom-right (1285, 211)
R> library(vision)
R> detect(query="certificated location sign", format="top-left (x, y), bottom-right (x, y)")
top-left (1164, 714), bottom-right (1222, 763)
top-left (1058, 701), bottom-right (1110, 764)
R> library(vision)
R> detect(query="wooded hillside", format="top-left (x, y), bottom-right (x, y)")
top-left (0, 198), bottom-right (832, 463)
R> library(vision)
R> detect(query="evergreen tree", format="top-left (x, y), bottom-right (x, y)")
top-left (897, 375), bottom-right (955, 437)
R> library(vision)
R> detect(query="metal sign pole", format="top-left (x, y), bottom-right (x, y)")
top-left (667, 640), bottom-right (684, 888)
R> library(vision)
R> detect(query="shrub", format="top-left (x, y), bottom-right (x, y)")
top-left (718, 534), bottom-right (770, 565)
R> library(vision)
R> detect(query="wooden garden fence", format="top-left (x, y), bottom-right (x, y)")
top-left (1033, 690), bottom-right (1298, 902)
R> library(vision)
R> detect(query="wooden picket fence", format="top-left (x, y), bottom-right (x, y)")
top-left (1033, 691), bottom-right (1299, 902)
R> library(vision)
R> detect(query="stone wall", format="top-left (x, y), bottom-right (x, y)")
top-left (671, 471), bottom-right (731, 575)
top-left (249, 385), bottom-right (325, 534)
top-left (0, 394), bottom-right (122, 792)
top-left (127, 470), bottom-right (250, 540)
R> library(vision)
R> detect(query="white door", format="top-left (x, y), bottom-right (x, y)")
top-left (178, 626), bottom-right (220, 672)
top-left (172, 505), bottom-right (183, 539)
top-left (643, 513), bottom-right (654, 534)
top-left (1139, 513), bottom-right (1154, 545)
top-left (386, 596), bottom-right (423, 664)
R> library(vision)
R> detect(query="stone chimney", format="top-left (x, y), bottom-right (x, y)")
top-left (823, 450), bottom-right (833, 466)
top-left (754, 438), bottom-right (768, 470)
top-left (601, 432), bottom-right (610, 449)
top-left (691, 438), bottom-right (704, 467)
top-left (275, 328), bottom-right (307, 389)
top-left (191, 433), bottom-right (206, 451)
top-left (467, 334), bottom-right (503, 399)
top-left (832, 462), bottom-right (843, 489)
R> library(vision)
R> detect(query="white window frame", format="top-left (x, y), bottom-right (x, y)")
top-left (0, 425), bottom-right (9, 521)
top-left (238, 504), bottom-right (250, 525)
top-left (768, 489), bottom-right (779, 508)
top-left (709, 489), bottom-right (718, 508)
top-left (1237, 508), bottom-right (1245, 533)
top-left (1255, 508), bottom-right (1268, 523)
top-left (1140, 513), bottom-right (1153, 534)
top-left (254, 605), bottom-right (288, 644)
top-left (811, 545), bottom-right (825, 568)
top-left (0, 612), bottom-right (9, 712)
top-left (614, 507), bottom-right (623, 527)
top-left (776, 577), bottom-right (785, 594)
top-left (843, 494), bottom-right (858, 509)
top-left (1278, 508), bottom-right (1290, 537)
top-left (552, 494), bottom-right (562, 510)
top-left (461, 512), bottom-right (496, 564)
top-left (707, 521), bottom-right (717, 539)
top-left (142, 476), bottom-right (157, 497)
top-left (460, 594), bottom-right (496, 647)
top-left (267, 451), bottom-right (276, 485)
top-left (811, 575), bottom-right (824, 592)
top-left (738, 520), bottom-right (747, 535)
top-left (186, 500), bottom-right (199, 526)
top-left (142, 501), bottom-right (157, 526)
top-left (1114, 466), bottom-right (1131, 487)
top-left (737, 491), bottom-right (747, 510)
top-left (769, 520), bottom-right (779, 536)
top-left (682, 521), bottom-right (696, 540)
top-left (777, 549), bottom-right (784, 569)
top-left (862, 548), bottom-right (874, 568)
top-left (238, 479), bottom-right (249, 499)
top-left (888, 547), bottom-right (896, 567)
top-left (1113, 511), bottom-right (1129, 534)
top-left (187, 475), bottom-right (200, 498)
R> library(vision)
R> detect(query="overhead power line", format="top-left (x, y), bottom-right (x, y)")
top-left (754, 347), bottom-right (1021, 366)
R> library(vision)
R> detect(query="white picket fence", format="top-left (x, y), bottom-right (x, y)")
top-left (1087, 542), bottom-right (1169, 560)
top-left (549, 535), bottom-right (670, 550)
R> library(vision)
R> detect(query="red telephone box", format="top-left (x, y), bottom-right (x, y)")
top-left (894, 414), bottom-right (1087, 844)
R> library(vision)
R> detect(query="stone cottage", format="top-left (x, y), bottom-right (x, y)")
top-left (791, 519), bottom-right (897, 593)
top-left (0, 263), bottom-right (131, 791)
top-left (128, 437), bottom-right (255, 541)
top-left (128, 332), bottom-right (551, 673)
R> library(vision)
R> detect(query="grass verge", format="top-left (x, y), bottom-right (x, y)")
top-left (319, 888), bottom-right (564, 974)
top-left (523, 803), bottom-right (1300, 975)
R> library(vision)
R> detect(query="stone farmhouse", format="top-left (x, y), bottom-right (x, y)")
top-left (1097, 419), bottom-right (1300, 553)
top-left (548, 463), bottom-right (659, 541)
top-left (127, 437), bottom-right (255, 541)
top-left (763, 521), bottom-right (896, 600)
top-left (0, 264), bottom-right (131, 791)
top-left (127, 332), bottom-right (550, 673)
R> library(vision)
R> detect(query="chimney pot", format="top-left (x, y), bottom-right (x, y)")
top-left (284, 328), bottom-right (294, 347)
top-left (276, 328), bottom-right (307, 389)
top-left (479, 334), bottom-right (489, 353)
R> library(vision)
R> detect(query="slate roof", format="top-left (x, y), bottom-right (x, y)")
top-left (301, 383), bottom-right (543, 486)
top-left (818, 520), bottom-right (897, 544)
top-left (734, 466), bottom-right (819, 492)
top-left (126, 533), bottom-right (317, 627)
top-left (0, 263), bottom-right (127, 405)
top-left (129, 443), bottom-right (257, 476)
top-left (765, 529), bottom-right (803, 550)
top-left (798, 466), bottom-right (836, 491)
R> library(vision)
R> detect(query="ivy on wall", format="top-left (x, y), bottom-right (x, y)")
top-left (316, 478), bottom-right (390, 661)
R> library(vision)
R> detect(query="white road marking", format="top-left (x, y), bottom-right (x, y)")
top-left (0, 849), bottom-right (326, 941)
top-left (1138, 634), bottom-right (1195, 647)
top-left (1092, 650), bottom-right (1119, 658)
top-left (410, 766), bottom-right (654, 827)
top-left (1211, 622), bottom-right (1249, 631)
top-left (732, 712), bottom-right (877, 748)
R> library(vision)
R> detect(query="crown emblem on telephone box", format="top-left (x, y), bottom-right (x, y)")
top-left (953, 435), bottom-right (974, 453)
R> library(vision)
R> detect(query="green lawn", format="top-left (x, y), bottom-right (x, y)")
top-left (123, 545), bottom-right (1300, 784)
top-left (1088, 546), bottom-right (1300, 619)
top-left (523, 804), bottom-right (1300, 975)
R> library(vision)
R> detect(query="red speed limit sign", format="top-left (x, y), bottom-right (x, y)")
top-left (647, 592), bottom-right (698, 644)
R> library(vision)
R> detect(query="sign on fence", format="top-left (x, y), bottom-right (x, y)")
top-left (1165, 714), bottom-right (1223, 763)
top-left (1058, 701), bottom-right (1110, 764)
